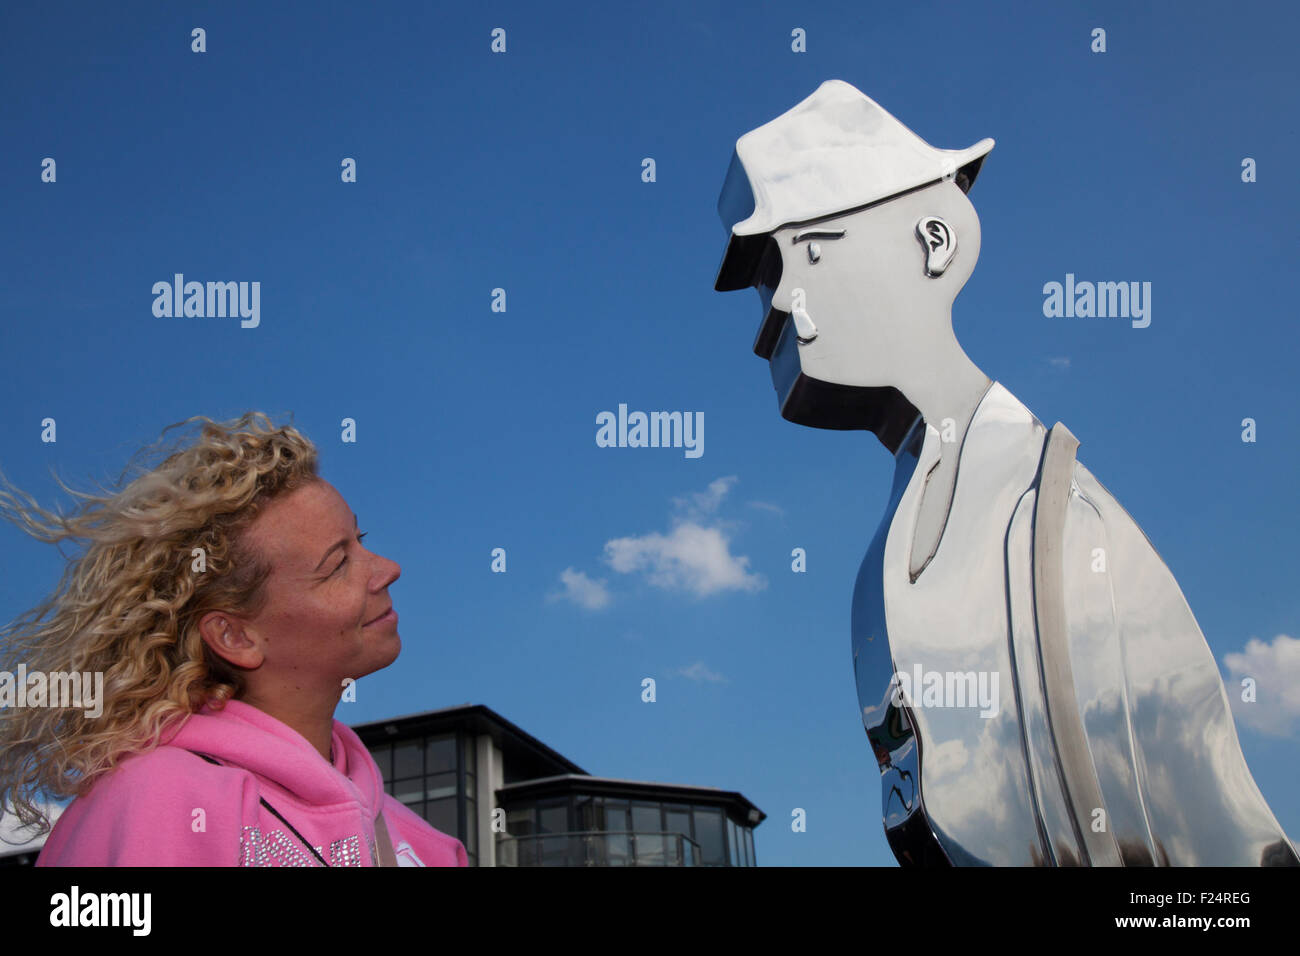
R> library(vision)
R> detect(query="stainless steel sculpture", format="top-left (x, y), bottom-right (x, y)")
top-left (713, 80), bottom-right (1297, 866)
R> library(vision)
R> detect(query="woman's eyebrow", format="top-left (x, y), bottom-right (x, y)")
top-left (313, 512), bottom-right (359, 571)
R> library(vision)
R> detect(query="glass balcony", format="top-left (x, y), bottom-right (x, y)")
top-left (496, 830), bottom-right (701, 867)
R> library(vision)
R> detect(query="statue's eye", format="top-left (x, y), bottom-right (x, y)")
top-left (808, 242), bottom-right (821, 264)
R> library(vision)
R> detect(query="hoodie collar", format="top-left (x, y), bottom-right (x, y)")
top-left (166, 699), bottom-right (383, 815)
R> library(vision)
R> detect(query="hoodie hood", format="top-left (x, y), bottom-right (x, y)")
top-left (37, 696), bottom-right (468, 867)
top-left (165, 699), bottom-right (383, 815)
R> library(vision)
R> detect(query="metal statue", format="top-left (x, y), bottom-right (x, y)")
top-left (712, 80), bottom-right (1296, 866)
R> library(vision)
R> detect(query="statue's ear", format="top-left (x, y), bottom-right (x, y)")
top-left (916, 216), bottom-right (958, 277)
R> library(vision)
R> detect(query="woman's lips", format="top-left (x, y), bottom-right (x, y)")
top-left (364, 607), bottom-right (397, 627)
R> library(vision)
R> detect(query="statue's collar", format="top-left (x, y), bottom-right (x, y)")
top-left (902, 381), bottom-right (1012, 582)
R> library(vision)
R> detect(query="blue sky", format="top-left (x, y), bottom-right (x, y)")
top-left (1, 0), bottom-right (1298, 866)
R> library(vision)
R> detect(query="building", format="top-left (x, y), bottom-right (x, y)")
top-left (0, 703), bottom-right (764, 867)
top-left (353, 704), bottom-right (765, 866)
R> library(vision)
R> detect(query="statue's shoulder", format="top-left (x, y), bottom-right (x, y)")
top-left (952, 381), bottom-right (1049, 494)
top-left (980, 381), bottom-right (1045, 431)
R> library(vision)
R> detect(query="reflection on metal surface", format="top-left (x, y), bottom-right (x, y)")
top-left (714, 80), bottom-right (1297, 866)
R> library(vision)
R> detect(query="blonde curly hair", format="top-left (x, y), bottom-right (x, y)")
top-left (0, 411), bottom-right (320, 835)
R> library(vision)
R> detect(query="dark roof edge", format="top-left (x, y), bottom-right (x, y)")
top-left (497, 773), bottom-right (766, 824)
top-left (348, 703), bottom-right (589, 776)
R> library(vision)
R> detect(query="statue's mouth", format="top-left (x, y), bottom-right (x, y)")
top-left (766, 317), bottom-right (920, 452)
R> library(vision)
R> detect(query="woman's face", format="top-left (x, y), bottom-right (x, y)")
top-left (219, 478), bottom-right (403, 695)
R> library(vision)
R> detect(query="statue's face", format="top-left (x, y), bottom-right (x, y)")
top-left (749, 180), bottom-right (980, 430)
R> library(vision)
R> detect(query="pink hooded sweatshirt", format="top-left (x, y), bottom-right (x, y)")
top-left (37, 699), bottom-right (468, 867)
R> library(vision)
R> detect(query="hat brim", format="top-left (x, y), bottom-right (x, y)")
top-left (713, 141), bottom-right (993, 292)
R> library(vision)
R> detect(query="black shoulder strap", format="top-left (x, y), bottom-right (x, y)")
top-left (190, 751), bottom-right (330, 867)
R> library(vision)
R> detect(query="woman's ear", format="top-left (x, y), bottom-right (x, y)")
top-left (199, 611), bottom-right (263, 669)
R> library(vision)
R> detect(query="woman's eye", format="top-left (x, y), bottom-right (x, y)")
top-left (332, 532), bottom-right (368, 575)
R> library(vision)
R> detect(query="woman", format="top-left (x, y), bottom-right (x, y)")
top-left (0, 412), bottom-right (466, 866)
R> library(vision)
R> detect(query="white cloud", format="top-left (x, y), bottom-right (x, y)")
top-left (1048, 356), bottom-right (1071, 369)
top-left (549, 567), bottom-right (612, 610)
top-left (746, 499), bottom-right (785, 517)
top-left (676, 661), bottom-right (729, 684)
top-left (604, 520), bottom-right (765, 597)
top-left (1223, 634), bottom-right (1300, 737)
top-left (554, 477), bottom-right (764, 607)
top-left (671, 475), bottom-right (738, 520)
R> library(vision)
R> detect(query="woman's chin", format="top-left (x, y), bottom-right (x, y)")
top-left (382, 633), bottom-right (402, 665)
top-left (346, 634), bottom-right (402, 684)
top-left (374, 632), bottom-right (402, 669)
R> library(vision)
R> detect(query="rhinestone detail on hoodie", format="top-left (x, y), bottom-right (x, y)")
top-left (239, 826), bottom-right (364, 867)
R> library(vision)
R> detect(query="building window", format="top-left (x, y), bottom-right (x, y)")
top-left (373, 744), bottom-right (392, 784)
top-left (692, 807), bottom-right (725, 866)
top-left (601, 799), bottom-right (629, 833)
top-left (463, 735), bottom-right (477, 780)
top-left (427, 796), bottom-right (458, 840)
top-left (664, 805), bottom-right (693, 858)
top-left (632, 803), bottom-right (663, 865)
top-left (423, 770), bottom-right (457, 801)
top-left (393, 738), bottom-right (422, 779)
top-left (728, 817), bottom-right (739, 866)
top-left (537, 800), bottom-right (568, 867)
top-left (466, 792), bottom-right (478, 859)
top-left (575, 795), bottom-right (597, 831)
top-left (426, 734), bottom-right (456, 775)
top-left (537, 801), bottom-right (567, 835)
top-left (745, 826), bottom-right (755, 866)
top-left (392, 778), bottom-right (426, 806)
top-left (460, 734), bottom-right (474, 777)
top-left (602, 799), bottom-right (630, 866)
top-left (374, 730), bottom-right (479, 862)
top-left (631, 803), bottom-right (659, 834)
top-left (506, 808), bottom-right (533, 836)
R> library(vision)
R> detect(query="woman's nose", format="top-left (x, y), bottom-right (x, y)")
top-left (372, 552), bottom-right (400, 586)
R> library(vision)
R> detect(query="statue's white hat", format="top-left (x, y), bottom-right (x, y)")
top-left (715, 80), bottom-right (994, 291)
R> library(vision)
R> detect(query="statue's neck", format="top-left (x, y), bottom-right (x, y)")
top-left (910, 359), bottom-right (992, 449)
top-left (869, 323), bottom-right (990, 456)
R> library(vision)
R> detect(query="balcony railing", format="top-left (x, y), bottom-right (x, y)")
top-left (496, 830), bottom-right (701, 867)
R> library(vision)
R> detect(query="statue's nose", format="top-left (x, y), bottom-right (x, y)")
top-left (791, 308), bottom-right (818, 343)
